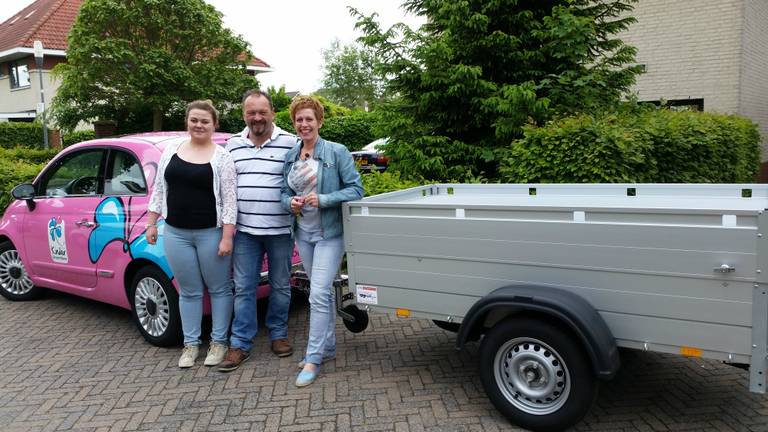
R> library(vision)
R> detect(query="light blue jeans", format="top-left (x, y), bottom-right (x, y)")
top-left (163, 225), bottom-right (233, 346)
top-left (295, 230), bottom-right (345, 365)
top-left (229, 232), bottom-right (294, 351)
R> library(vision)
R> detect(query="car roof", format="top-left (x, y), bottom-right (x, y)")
top-left (360, 137), bottom-right (388, 152)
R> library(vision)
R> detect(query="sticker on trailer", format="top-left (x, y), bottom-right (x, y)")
top-left (356, 285), bottom-right (378, 305)
top-left (48, 216), bottom-right (68, 263)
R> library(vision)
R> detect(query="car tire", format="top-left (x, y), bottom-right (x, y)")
top-left (129, 266), bottom-right (182, 347)
top-left (479, 316), bottom-right (597, 432)
top-left (0, 240), bottom-right (43, 301)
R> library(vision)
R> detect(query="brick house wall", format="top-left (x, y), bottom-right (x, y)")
top-left (620, 0), bottom-right (768, 169)
top-left (740, 0), bottom-right (768, 160)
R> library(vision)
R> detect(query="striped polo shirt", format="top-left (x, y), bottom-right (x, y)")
top-left (226, 125), bottom-right (297, 235)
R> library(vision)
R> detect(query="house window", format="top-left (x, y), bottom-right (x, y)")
top-left (642, 98), bottom-right (704, 112)
top-left (9, 61), bottom-right (30, 88)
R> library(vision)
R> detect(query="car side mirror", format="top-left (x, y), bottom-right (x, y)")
top-left (11, 183), bottom-right (36, 211)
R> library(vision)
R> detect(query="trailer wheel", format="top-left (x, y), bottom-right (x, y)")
top-left (342, 304), bottom-right (369, 333)
top-left (479, 316), bottom-right (597, 432)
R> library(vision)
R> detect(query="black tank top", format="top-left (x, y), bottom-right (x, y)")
top-left (164, 154), bottom-right (217, 229)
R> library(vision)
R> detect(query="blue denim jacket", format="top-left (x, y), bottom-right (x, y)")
top-left (281, 137), bottom-right (364, 239)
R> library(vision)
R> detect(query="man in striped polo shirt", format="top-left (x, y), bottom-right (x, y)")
top-left (219, 90), bottom-right (297, 372)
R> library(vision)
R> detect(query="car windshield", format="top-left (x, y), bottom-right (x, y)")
top-left (363, 138), bottom-right (388, 152)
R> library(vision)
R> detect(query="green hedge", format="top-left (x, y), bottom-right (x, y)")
top-left (62, 130), bottom-right (96, 147)
top-left (322, 113), bottom-right (375, 151)
top-left (274, 111), bottom-right (375, 151)
top-left (0, 122), bottom-right (44, 148)
top-left (361, 170), bottom-right (420, 196)
top-left (0, 147), bottom-right (60, 212)
top-left (500, 109), bottom-right (761, 183)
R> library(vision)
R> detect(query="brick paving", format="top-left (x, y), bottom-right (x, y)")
top-left (0, 291), bottom-right (767, 432)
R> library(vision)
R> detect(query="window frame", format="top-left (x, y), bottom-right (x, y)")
top-left (34, 148), bottom-right (109, 198)
top-left (8, 60), bottom-right (31, 89)
top-left (103, 148), bottom-right (148, 197)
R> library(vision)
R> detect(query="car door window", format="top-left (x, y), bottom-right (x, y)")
top-left (39, 150), bottom-right (105, 197)
top-left (105, 150), bottom-right (147, 195)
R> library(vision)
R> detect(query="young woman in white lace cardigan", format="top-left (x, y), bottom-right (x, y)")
top-left (145, 100), bottom-right (238, 368)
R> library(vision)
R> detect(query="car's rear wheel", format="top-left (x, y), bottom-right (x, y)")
top-left (130, 266), bottom-right (182, 347)
top-left (0, 240), bottom-right (42, 301)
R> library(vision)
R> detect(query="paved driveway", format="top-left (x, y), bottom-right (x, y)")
top-left (1, 292), bottom-right (766, 432)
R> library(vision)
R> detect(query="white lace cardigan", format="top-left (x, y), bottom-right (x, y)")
top-left (148, 140), bottom-right (238, 227)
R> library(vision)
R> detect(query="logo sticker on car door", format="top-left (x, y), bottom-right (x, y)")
top-left (48, 217), bottom-right (68, 263)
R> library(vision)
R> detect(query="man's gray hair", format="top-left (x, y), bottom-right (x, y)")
top-left (242, 89), bottom-right (274, 111)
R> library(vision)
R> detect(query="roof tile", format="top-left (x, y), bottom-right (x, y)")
top-left (0, 0), bottom-right (82, 53)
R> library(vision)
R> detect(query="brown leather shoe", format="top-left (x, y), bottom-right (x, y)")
top-left (271, 339), bottom-right (293, 357)
top-left (217, 348), bottom-right (250, 372)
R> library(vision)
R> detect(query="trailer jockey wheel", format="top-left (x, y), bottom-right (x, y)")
top-left (342, 305), bottom-right (369, 333)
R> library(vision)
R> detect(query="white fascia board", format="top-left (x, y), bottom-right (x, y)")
top-left (246, 65), bottom-right (274, 74)
top-left (0, 111), bottom-right (37, 119)
top-left (0, 47), bottom-right (67, 63)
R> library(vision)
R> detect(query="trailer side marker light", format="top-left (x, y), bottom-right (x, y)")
top-left (396, 308), bottom-right (411, 318)
top-left (680, 346), bottom-right (702, 357)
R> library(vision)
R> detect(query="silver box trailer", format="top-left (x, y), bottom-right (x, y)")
top-left (342, 183), bottom-right (768, 432)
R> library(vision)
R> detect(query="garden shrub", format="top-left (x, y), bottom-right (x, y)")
top-left (273, 111), bottom-right (375, 151)
top-left (361, 170), bottom-right (420, 196)
top-left (274, 111), bottom-right (293, 133)
top-left (500, 109), bottom-right (761, 183)
top-left (62, 130), bottom-right (96, 147)
top-left (0, 122), bottom-right (44, 148)
top-left (0, 146), bottom-right (60, 212)
top-left (322, 113), bottom-right (375, 151)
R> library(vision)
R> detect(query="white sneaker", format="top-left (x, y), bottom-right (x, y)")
top-left (204, 342), bottom-right (228, 366)
top-left (178, 345), bottom-right (199, 368)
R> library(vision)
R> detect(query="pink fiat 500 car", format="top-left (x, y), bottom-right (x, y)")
top-left (0, 132), bottom-right (300, 346)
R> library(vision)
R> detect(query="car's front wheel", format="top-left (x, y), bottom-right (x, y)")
top-left (0, 240), bottom-right (42, 301)
top-left (129, 266), bottom-right (182, 347)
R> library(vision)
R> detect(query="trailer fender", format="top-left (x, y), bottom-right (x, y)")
top-left (456, 284), bottom-right (620, 379)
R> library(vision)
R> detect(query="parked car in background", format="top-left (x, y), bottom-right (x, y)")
top-left (0, 132), bottom-right (300, 347)
top-left (351, 138), bottom-right (389, 172)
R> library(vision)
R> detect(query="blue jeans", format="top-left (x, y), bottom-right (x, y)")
top-left (230, 232), bottom-right (294, 351)
top-left (295, 230), bottom-right (345, 365)
top-left (163, 225), bottom-right (233, 346)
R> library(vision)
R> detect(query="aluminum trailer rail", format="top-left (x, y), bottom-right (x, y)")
top-left (342, 183), bottom-right (768, 431)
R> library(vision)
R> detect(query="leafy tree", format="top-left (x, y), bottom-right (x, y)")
top-left (267, 85), bottom-right (292, 112)
top-left (353, 0), bottom-right (642, 181)
top-left (318, 39), bottom-right (385, 110)
top-left (51, 0), bottom-right (257, 132)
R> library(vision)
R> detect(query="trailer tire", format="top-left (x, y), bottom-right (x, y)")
top-left (479, 316), bottom-right (597, 432)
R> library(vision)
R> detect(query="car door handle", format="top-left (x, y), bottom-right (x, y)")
top-left (75, 219), bottom-right (98, 228)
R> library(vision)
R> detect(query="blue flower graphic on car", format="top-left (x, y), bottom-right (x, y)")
top-left (48, 217), bottom-right (62, 241)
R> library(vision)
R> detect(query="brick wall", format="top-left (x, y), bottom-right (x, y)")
top-left (740, 0), bottom-right (768, 161)
top-left (621, 0), bottom-right (744, 114)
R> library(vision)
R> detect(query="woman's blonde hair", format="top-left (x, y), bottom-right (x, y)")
top-left (289, 95), bottom-right (324, 124)
top-left (185, 99), bottom-right (219, 126)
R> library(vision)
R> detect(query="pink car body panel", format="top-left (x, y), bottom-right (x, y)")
top-left (0, 132), bottom-right (299, 311)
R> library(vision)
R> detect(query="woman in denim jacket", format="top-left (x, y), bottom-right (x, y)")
top-left (281, 96), bottom-right (363, 387)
